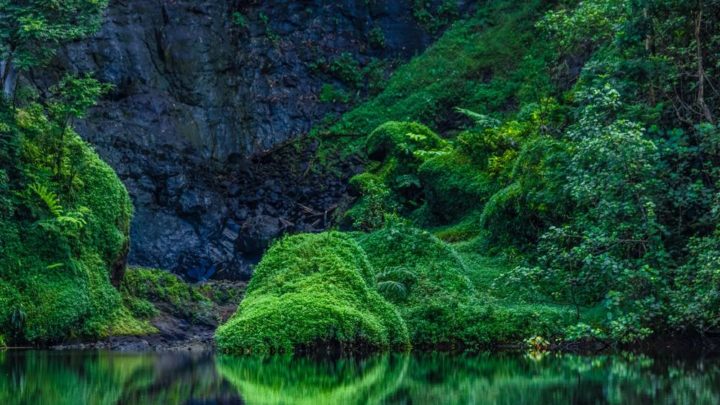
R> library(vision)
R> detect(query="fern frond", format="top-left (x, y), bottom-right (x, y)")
top-left (406, 132), bottom-right (427, 142)
top-left (377, 280), bottom-right (407, 299)
top-left (395, 174), bottom-right (421, 189)
top-left (30, 183), bottom-right (63, 217)
top-left (56, 214), bottom-right (87, 229)
top-left (376, 267), bottom-right (417, 283)
top-left (455, 107), bottom-right (501, 129)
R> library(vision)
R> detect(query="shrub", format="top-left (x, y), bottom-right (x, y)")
top-left (215, 232), bottom-right (409, 354)
top-left (345, 173), bottom-right (398, 231)
top-left (365, 121), bottom-right (446, 163)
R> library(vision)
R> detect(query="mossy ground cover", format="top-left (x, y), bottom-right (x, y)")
top-left (121, 267), bottom-right (245, 327)
top-left (216, 223), bottom-right (576, 353)
top-left (215, 232), bottom-right (409, 355)
top-left (357, 223), bottom-right (577, 349)
top-left (0, 117), bottom-right (137, 343)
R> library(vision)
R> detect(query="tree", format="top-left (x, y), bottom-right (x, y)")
top-left (0, 0), bottom-right (108, 98)
top-left (47, 74), bottom-right (111, 177)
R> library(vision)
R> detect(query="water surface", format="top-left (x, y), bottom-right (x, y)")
top-left (1, 350), bottom-right (719, 404)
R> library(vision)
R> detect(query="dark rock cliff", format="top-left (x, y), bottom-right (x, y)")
top-left (31, 0), bottom-right (469, 280)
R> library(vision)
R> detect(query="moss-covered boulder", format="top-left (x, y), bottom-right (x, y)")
top-left (215, 232), bottom-right (409, 355)
top-left (0, 115), bottom-right (133, 343)
top-left (355, 223), bottom-right (480, 346)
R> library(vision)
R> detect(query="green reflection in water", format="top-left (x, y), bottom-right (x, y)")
top-left (217, 354), bottom-right (408, 404)
top-left (1, 350), bottom-right (720, 404)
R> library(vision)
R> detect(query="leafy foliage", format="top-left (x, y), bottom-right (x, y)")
top-left (0, 0), bottom-right (135, 345)
top-left (0, 0), bottom-right (108, 94)
top-left (316, 0), bottom-right (720, 345)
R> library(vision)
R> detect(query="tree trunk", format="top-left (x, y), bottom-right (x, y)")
top-left (644, 6), bottom-right (656, 105)
top-left (695, 7), bottom-right (714, 123)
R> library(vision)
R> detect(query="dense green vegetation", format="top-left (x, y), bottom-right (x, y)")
top-left (346, 0), bottom-right (720, 342)
top-left (255, 0), bottom-right (720, 349)
top-left (4, 0), bottom-right (720, 353)
top-left (121, 267), bottom-right (245, 327)
top-left (0, 98), bottom-right (136, 343)
top-left (0, 1), bottom-right (143, 344)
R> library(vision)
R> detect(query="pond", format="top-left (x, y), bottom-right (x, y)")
top-left (1, 349), bottom-right (719, 404)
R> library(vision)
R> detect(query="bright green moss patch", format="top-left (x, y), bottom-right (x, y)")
top-left (0, 121), bottom-right (133, 343)
top-left (215, 232), bottom-right (410, 355)
top-left (104, 306), bottom-right (158, 337)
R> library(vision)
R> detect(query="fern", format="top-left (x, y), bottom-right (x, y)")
top-left (395, 174), bottom-right (421, 189)
top-left (376, 267), bottom-right (417, 283)
top-left (376, 267), bottom-right (417, 300)
top-left (30, 183), bottom-right (63, 217)
top-left (377, 280), bottom-right (407, 299)
top-left (30, 182), bottom-right (88, 238)
top-left (455, 107), bottom-right (501, 129)
top-left (406, 132), bottom-right (428, 142)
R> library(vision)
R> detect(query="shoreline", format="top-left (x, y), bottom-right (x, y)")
top-left (11, 334), bottom-right (716, 357)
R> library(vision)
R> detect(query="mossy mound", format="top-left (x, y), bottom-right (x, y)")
top-left (215, 232), bottom-right (409, 355)
top-left (0, 114), bottom-right (133, 343)
top-left (355, 222), bottom-right (480, 346)
top-left (418, 151), bottom-right (496, 222)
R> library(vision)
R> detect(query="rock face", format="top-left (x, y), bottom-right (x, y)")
top-left (33, 0), bottom-right (469, 280)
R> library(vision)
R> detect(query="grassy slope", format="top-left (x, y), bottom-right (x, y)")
top-left (218, 0), bottom-right (585, 350)
top-left (319, 0), bottom-right (550, 156)
top-left (324, 0), bottom-right (580, 345)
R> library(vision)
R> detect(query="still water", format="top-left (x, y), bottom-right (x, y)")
top-left (1, 350), bottom-right (719, 404)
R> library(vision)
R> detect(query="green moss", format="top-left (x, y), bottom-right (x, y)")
top-left (0, 119), bottom-right (133, 343)
top-left (103, 306), bottom-right (158, 337)
top-left (355, 222), bottom-right (481, 346)
top-left (215, 232), bottom-right (409, 355)
top-left (418, 152), bottom-right (496, 222)
top-left (356, 222), bottom-right (576, 347)
top-left (121, 267), bottom-right (219, 325)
